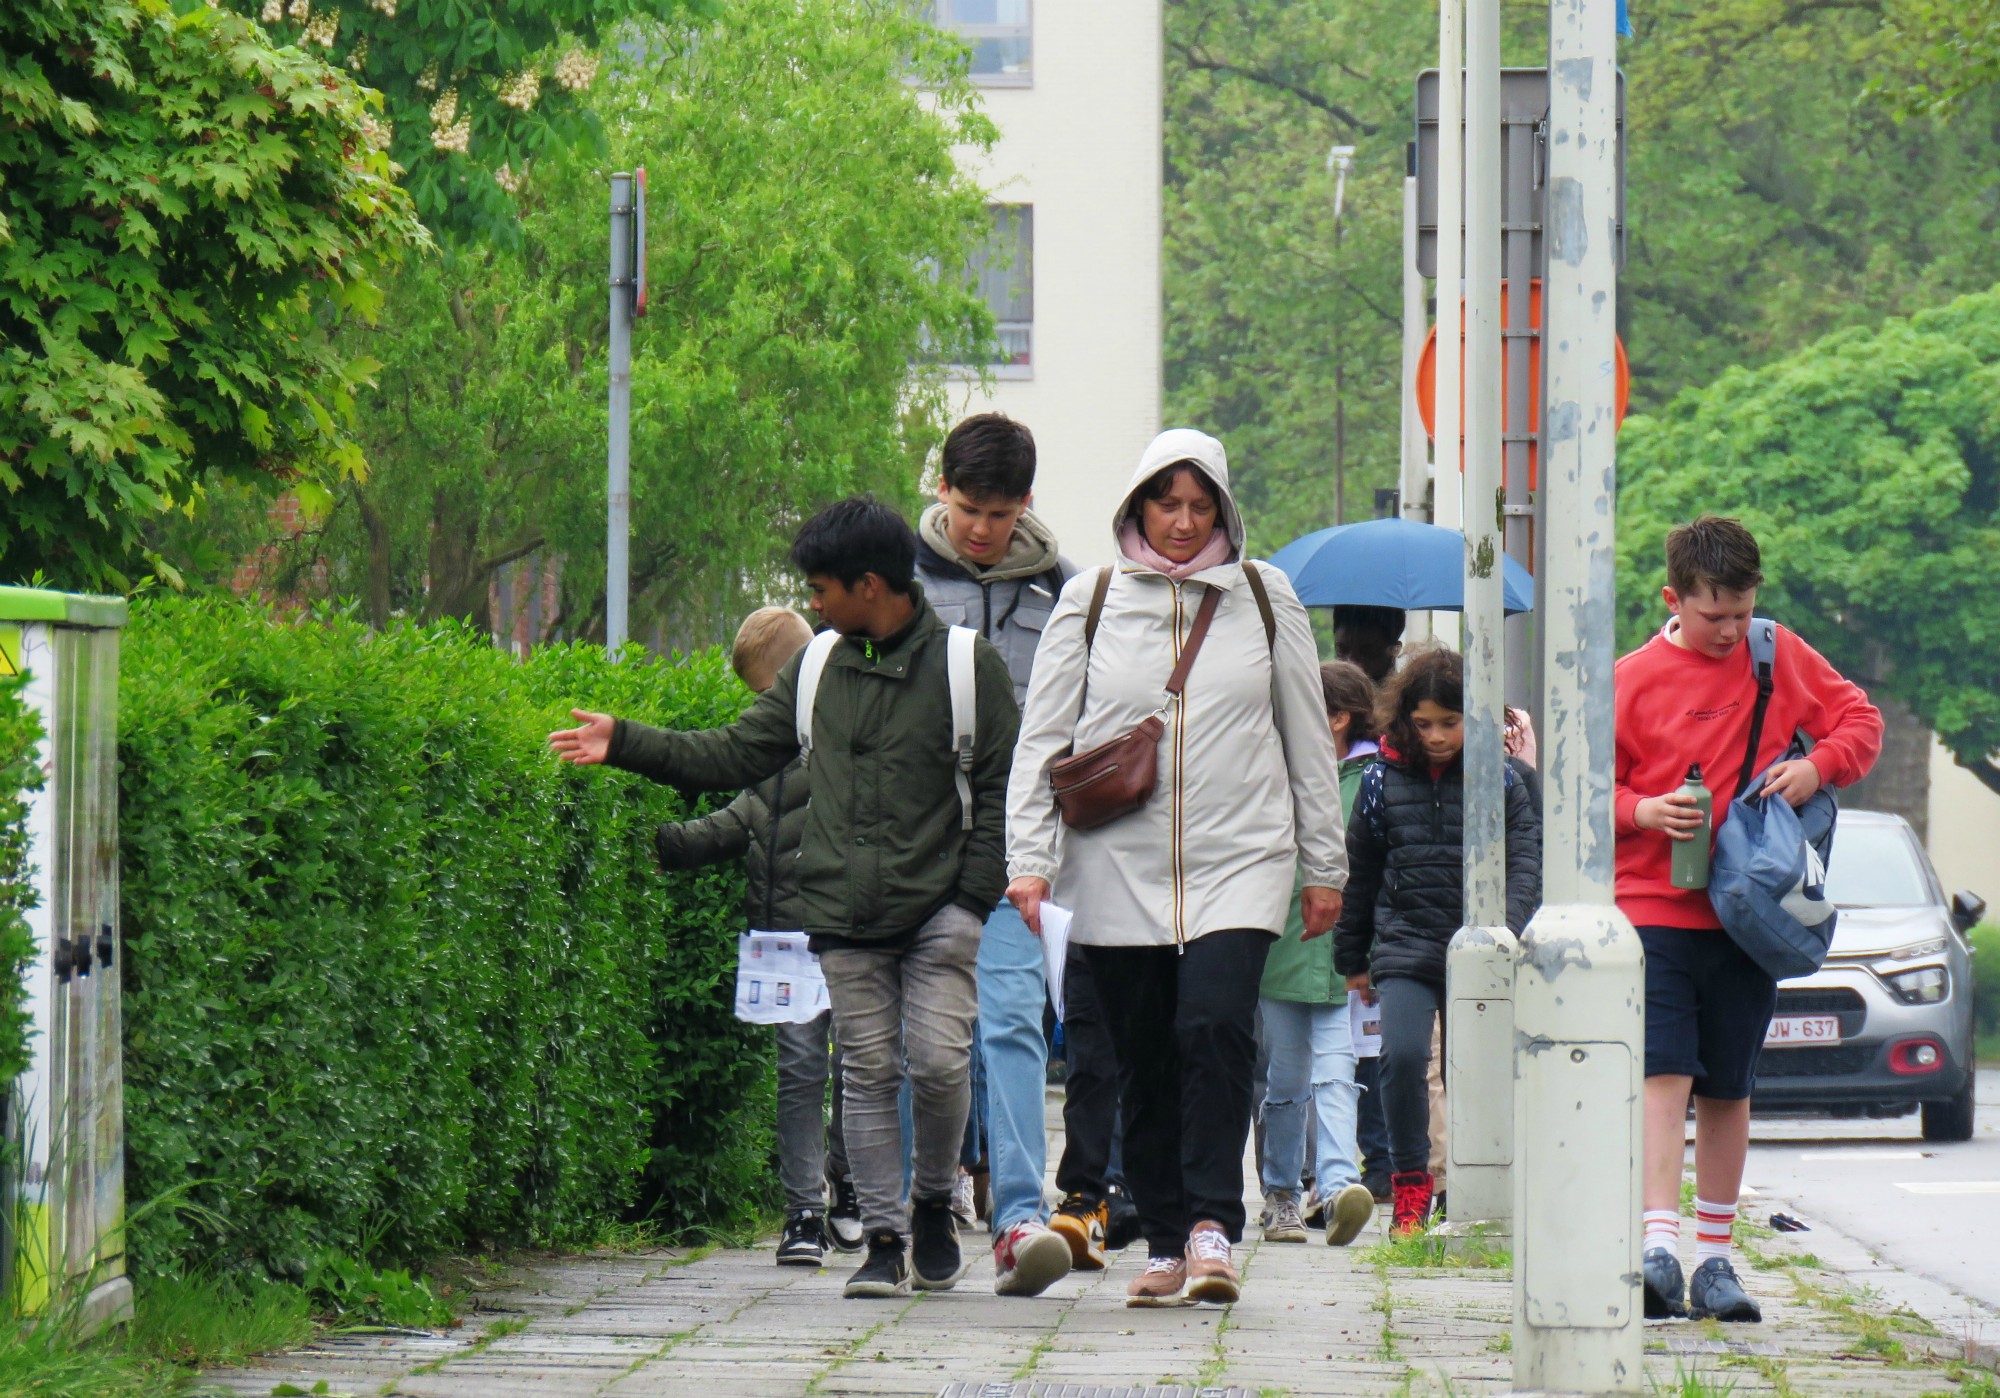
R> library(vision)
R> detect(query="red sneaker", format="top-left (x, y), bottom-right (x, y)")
top-left (1390, 1170), bottom-right (1434, 1237)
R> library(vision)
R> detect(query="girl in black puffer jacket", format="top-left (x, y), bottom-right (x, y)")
top-left (1332, 647), bottom-right (1541, 1234)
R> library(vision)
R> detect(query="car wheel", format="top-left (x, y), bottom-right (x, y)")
top-left (1921, 1063), bottom-right (1977, 1143)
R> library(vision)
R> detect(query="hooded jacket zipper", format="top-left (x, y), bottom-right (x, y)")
top-left (1170, 581), bottom-right (1188, 952)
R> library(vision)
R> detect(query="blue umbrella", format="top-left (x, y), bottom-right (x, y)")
top-left (1269, 517), bottom-right (1536, 615)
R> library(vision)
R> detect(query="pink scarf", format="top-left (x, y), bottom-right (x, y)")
top-left (1117, 519), bottom-right (1236, 581)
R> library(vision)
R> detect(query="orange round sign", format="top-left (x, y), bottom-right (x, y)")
top-left (1415, 279), bottom-right (1631, 488)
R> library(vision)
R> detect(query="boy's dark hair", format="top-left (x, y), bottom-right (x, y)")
top-left (1333, 605), bottom-right (1407, 685)
top-left (940, 413), bottom-right (1037, 503)
top-left (788, 496), bottom-right (917, 594)
top-left (1377, 644), bottom-right (1463, 764)
top-left (1320, 660), bottom-right (1376, 740)
top-left (1666, 515), bottom-right (1764, 598)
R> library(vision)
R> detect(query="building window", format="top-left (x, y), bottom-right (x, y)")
top-left (929, 0), bottom-right (1031, 86)
top-left (969, 204), bottom-right (1032, 376)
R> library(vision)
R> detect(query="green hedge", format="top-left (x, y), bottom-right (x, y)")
top-left (0, 670), bottom-right (41, 1087)
top-left (118, 598), bottom-right (773, 1276)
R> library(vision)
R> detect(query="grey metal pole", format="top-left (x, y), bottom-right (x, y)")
top-left (1433, 4), bottom-right (1463, 541)
top-left (1502, 98), bottom-right (1537, 708)
top-left (1514, 0), bottom-right (1645, 1387)
top-left (1400, 165), bottom-right (1430, 524)
top-left (1442, 0), bottom-right (1516, 1239)
top-left (607, 171), bottom-right (634, 657)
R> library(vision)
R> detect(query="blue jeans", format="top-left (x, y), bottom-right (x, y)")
top-left (977, 899), bottom-right (1050, 1233)
top-left (1257, 997), bottom-right (1362, 1200)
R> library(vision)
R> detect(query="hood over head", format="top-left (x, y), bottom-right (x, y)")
top-left (1113, 428), bottom-right (1246, 567)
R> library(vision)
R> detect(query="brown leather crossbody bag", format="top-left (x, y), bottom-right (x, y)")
top-left (1048, 573), bottom-right (1226, 831)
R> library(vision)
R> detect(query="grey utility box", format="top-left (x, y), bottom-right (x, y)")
top-left (0, 587), bottom-right (132, 1331)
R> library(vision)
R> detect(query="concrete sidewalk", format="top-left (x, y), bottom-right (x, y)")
top-left (199, 1097), bottom-right (2000, 1398)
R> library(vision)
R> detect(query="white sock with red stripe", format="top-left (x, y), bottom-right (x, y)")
top-left (1642, 1209), bottom-right (1681, 1254)
top-left (1694, 1197), bottom-right (1738, 1266)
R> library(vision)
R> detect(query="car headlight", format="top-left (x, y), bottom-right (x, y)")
top-left (1885, 937), bottom-right (1948, 962)
top-left (1884, 965), bottom-right (1949, 1005)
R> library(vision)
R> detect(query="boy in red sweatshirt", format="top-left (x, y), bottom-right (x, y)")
top-left (1615, 516), bottom-right (1882, 1324)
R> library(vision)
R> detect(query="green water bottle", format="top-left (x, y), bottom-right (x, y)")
top-left (1669, 763), bottom-right (1713, 891)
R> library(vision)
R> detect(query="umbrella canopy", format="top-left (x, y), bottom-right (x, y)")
top-left (1268, 517), bottom-right (1536, 615)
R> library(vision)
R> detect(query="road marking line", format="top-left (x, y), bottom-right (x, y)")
top-left (1894, 1181), bottom-right (2000, 1196)
top-left (1800, 1151), bottom-right (1926, 1161)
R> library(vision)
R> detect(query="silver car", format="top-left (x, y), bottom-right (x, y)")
top-left (1751, 809), bottom-right (1983, 1141)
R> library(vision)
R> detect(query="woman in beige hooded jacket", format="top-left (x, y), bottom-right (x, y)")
top-left (1006, 429), bottom-right (1347, 1308)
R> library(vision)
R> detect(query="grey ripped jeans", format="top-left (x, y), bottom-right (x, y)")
top-left (774, 1011), bottom-right (848, 1214)
top-left (817, 903), bottom-right (982, 1238)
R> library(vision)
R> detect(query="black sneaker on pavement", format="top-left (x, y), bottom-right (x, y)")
top-left (843, 1230), bottom-right (909, 1298)
top-left (1362, 1170), bottom-right (1393, 1204)
top-left (777, 1210), bottom-right (827, 1267)
top-left (909, 1192), bottom-right (970, 1290)
top-left (827, 1176), bottom-right (864, 1253)
top-left (1642, 1246), bottom-right (1687, 1318)
top-left (1687, 1257), bottom-right (1762, 1322)
top-left (1105, 1184), bottom-right (1142, 1252)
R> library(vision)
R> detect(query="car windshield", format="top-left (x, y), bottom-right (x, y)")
top-left (1823, 822), bottom-right (1934, 908)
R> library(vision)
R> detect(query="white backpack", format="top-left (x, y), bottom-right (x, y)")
top-left (793, 626), bottom-right (980, 831)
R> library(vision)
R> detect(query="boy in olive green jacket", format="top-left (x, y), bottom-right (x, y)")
top-left (1256, 661), bottom-right (1380, 1246)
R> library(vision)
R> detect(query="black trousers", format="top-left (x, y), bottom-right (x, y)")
top-left (1082, 930), bottom-right (1272, 1256)
top-left (1056, 942), bottom-right (1123, 1200)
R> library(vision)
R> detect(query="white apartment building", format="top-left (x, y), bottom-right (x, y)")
top-left (930, 1), bottom-right (1164, 568)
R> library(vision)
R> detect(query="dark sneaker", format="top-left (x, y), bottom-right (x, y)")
top-left (827, 1175), bottom-right (864, 1253)
top-left (777, 1210), bottom-right (826, 1267)
top-left (1688, 1257), bottom-right (1762, 1322)
top-left (843, 1230), bottom-right (909, 1298)
top-left (1105, 1185), bottom-right (1142, 1252)
top-left (909, 1193), bottom-right (970, 1291)
top-left (1362, 1170), bottom-right (1393, 1204)
top-left (1642, 1246), bottom-right (1687, 1318)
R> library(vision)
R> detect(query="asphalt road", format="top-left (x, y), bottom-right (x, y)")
top-left (1733, 1066), bottom-right (2000, 1309)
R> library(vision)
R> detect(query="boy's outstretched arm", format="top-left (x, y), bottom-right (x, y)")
top-left (549, 656), bottom-right (804, 793)
top-left (655, 789), bottom-right (757, 872)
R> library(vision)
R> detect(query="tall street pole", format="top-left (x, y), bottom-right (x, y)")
top-left (1514, 0), bottom-right (1645, 1388)
top-left (1443, 0), bottom-right (1517, 1238)
top-left (1330, 144), bottom-right (1355, 525)
top-left (607, 171), bottom-right (635, 657)
top-left (1433, 2), bottom-right (1464, 540)
top-left (1401, 151), bottom-right (1434, 644)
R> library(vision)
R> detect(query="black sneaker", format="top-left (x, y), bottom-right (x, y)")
top-left (843, 1230), bottom-right (909, 1298)
top-left (827, 1176), bottom-right (864, 1253)
top-left (1105, 1185), bottom-right (1143, 1252)
top-left (1687, 1257), bottom-right (1762, 1322)
top-left (1362, 1170), bottom-right (1393, 1204)
top-left (908, 1193), bottom-right (969, 1290)
top-left (777, 1209), bottom-right (826, 1267)
top-left (1643, 1246), bottom-right (1687, 1318)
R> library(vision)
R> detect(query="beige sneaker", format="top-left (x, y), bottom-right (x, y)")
top-left (1184, 1221), bottom-right (1241, 1304)
top-left (1126, 1254), bottom-right (1189, 1308)
top-left (1262, 1193), bottom-right (1307, 1242)
top-left (1325, 1182), bottom-right (1376, 1247)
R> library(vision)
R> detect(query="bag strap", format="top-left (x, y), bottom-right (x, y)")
top-left (1083, 566), bottom-right (1113, 650)
top-left (793, 629), bottom-right (841, 766)
top-left (1164, 585), bottom-right (1224, 698)
top-left (1241, 560), bottom-right (1277, 649)
top-left (945, 625), bottom-right (978, 832)
top-left (1736, 618), bottom-right (1779, 792)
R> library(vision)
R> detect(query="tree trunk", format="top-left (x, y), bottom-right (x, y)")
top-left (357, 490), bottom-right (392, 631)
top-left (1840, 690), bottom-right (1930, 841)
top-left (423, 484), bottom-right (492, 630)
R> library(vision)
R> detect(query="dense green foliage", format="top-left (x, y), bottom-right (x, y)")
top-left (0, 670), bottom-right (40, 1087)
top-left (161, 0), bottom-right (996, 643)
top-left (226, 0), bottom-right (708, 242)
top-left (1616, 287), bottom-right (2000, 793)
top-left (118, 597), bottom-right (773, 1275)
top-left (1161, 0), bottom-right (2000, 556)
top-left (0, 0), bottom-right (426, 591)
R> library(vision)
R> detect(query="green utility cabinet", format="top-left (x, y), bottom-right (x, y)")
top-left (0, 587), bottom-right (132, 1330)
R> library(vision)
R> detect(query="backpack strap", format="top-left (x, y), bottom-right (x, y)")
top-left (1241, 560), bottom-right (1277, 649)
top-left (793, 629), bottom-right (841, 767)
top-left (1737, 618), bottom-right (1780, 792)
top-left (1083, 566), bottom-right (1113, 650)
top-left (945, 625), bottom-right (977, 832)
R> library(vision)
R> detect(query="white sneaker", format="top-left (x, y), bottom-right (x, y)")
top-left (950, 1168), bottom-right (978, 1229)
top-left (993, 1220), bottom-right (1072, 1297)
top-left (1262, 1193), bottom-right (1307, 1243)
top-left (1325, 1182), bottom-right (1376, 1247)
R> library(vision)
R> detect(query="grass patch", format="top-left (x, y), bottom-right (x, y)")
top-left (1650, 1361), bottom-right (1737, 1397)
top-left (1360, 1225), bottom-right (1511, 1270)
top-left (129, 1271), bottom-right (314, 1366)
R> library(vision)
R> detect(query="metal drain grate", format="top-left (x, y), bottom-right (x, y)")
top-left (937, 1386), bottom-right (1253, 1398)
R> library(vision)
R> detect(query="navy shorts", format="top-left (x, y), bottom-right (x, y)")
top-left (1639, 925), bottom-right (1779, 1100)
